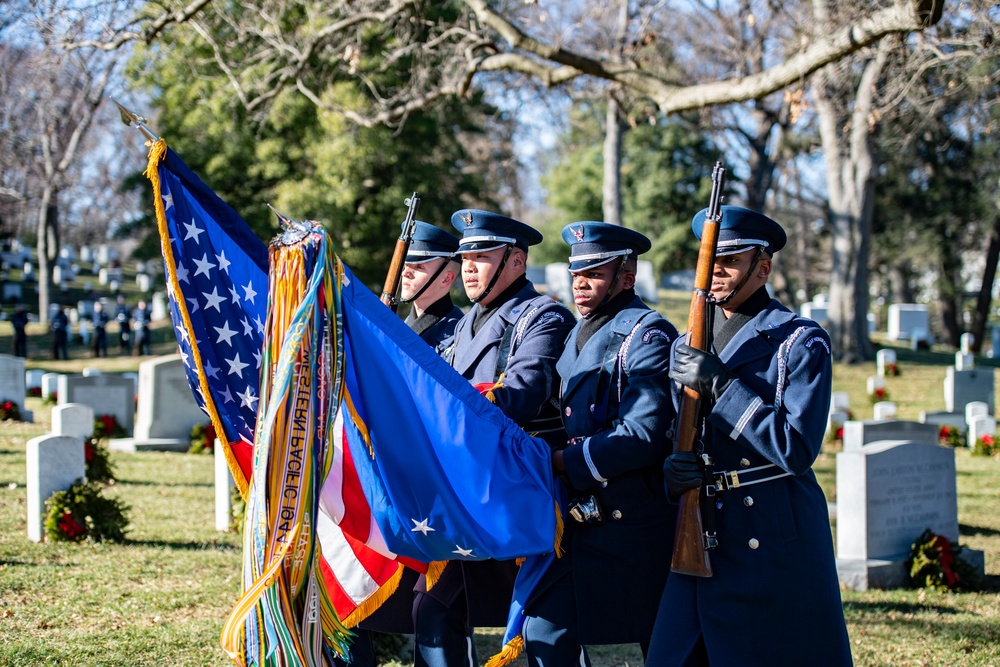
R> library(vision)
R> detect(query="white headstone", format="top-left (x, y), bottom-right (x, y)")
top-left (41, 372), bottom-right (63, 399)
top-left (876, 349), bottom-right (897, 377)
top-left (98, 268), bottom-right (109, 286)
top-left (215, 439), bottom-right (235, 532)
top-left (151, 292), bottom-right (168, 321)
top-left (944, 367), bottom-right (995, 414)
top-left (137, 274), bottom-right (151, 293)
top-left (634, 260), bottom-right (658, 304)
top-left (109, 279), bottom-right (119, 293)
top-left (82, 368), bottom-right (102, 377)
top-left (965, 401), bottom-right (989, 424)
top-left (25, 369), bottom-right (44, 390)
top-left (955, 352), bottom-right (974, 371)
top-left (960, 333), bottom-right (974, 354)
top-left (97, 244), bottom-right (110, 265)
top-left (837, 440), bottom-right (957, 562)
top-left (52, 403), bottom-right (95, 440)
top-left (544, 263), bottom-right (573, 307)
top-left (26, 434), bottom-right (85, 542)
top-left (52, 265), bottom-right (64, 284)
top-left (873, 402), bottom-right (897, 421)
top-left (0, 354), bottom-right (26, 411)
top-left (801, 302), bottom-right (829, 327)
top-left (831, 392), bottom-right (851, 412)
top-left (57, 374), bottom-right (135, 435)
top-left (22, 261), bottom-right (33, 276)
top-left (887, 304), bottom-right (929, 341)
top-left (827, 410), bottom-right (849, 438)
top-left (866, 376), bottom-right (886, 394)
top-left (842, 420), bottom-right (940, 452)
top-left (79, 245), bottom-right (93, 263)
top-left (919, 410), bottom-right (967, 434)
top-left (132, 355), bottom-right (206, 443)
top-left (970, 416), bottom-right (996, 446)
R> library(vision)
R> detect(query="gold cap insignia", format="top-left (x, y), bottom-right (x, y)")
top-left (462, 211), bottom-right (473, 226)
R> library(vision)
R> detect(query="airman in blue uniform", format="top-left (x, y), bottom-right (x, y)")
top-left (650, 206), bottom-right (853, 666)
top-left (401, 221), bottom-right (464, 352)
top-left (522, 222), bottom-right (678, 666)
top-left (412, 209), bottom-right (574, 667)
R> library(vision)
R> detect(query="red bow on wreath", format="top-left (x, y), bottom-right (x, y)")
top-left (932, 534), bottom-right (959, 586)
top-left (57, 511), bottom-right (85, 540)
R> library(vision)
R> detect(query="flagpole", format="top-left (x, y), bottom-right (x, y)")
top-left (113, 99), bottom-right (159, 142)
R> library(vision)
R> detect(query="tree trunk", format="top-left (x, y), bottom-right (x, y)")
top-left (970, 208), bottom-right (1000, 354)
top-left (603, 96), bottom-right (623, 226)
top-left (36, 186), bottom-right (57, 325)
top-left (813, 40), bottom-right (890, 363)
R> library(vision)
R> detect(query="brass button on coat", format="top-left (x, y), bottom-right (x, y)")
top-left (743, 496), bottom-right (754, 507)
top-left (740, 458), bottom-right (751, 468)
top-left (748, 538), bottom-right (760, 549)
top-left (612, 510), bottom-right (622, 520)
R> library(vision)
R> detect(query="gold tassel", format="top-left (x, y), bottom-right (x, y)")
top-left (515, 557), bottom-right (526, 567)
top-left (425, 561), bottom-right (448, 590)
top-left (483, 373), bottom-right (506, 404)
top-left (485, 635), bottom-right (525, 667)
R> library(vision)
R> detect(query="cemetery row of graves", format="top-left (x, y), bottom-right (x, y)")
top-left (0, 292), bottom-right (999, 662)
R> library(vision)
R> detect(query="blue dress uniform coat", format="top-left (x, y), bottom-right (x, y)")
top-left (528, 297), bottom-right (678, 646)
top-left (420, 281), bottom-right (574, 628)
top-left (405, 301), bottom-right (464, 352)
top-left (648, 301), bottom-right (853, 667)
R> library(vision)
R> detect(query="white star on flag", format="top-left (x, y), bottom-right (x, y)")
top-left (453, 546), bottom-right (474, 558)
top-left (229, 285), bottom-right (241, 305)
top-left (219, 385), bottom-right (234, 404)
top-left (214, 320), bottom-right (238, 346)
top-left (186, 297), bottom-right (200, 313)
top-left (226, 352), bottom-right (249, 378)
top-left (253, 349), bottom-right (262, 369)
top-left (254, 315), bottom-right (265, 335)
top-left (238, 387), bottom-right (259, 410)
top-left (202, 287), bottom-right (226, 312)
top-left (193, 253), bottom-right (216, 278)
top-left (175, 323), bottom-right (190, 344)
top-left (241, 281), bottom-right (257, 305)
top-left (176, 262), bottom-right (190, 284)
top-left (241, 317), bottom-right (253, 337)
top-left (183, 220), bottom-right (205, 243)
top-left (204, 359), bottom-right (220, 379)
top-left (163, 192), bottom-right (174, 210)
top-left (216, 249), bottom-right (231, 274)
top-left (410, 518), bottom-right (435, 535)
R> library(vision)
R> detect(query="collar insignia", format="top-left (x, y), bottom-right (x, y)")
top-left (462, 211), bottom-right (473, 226)
top-left (571, 225), bottom-right (585, 242)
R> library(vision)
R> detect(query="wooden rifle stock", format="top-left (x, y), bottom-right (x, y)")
top-left (380, 193), bottom-right (421, 312)
top-left (670, 162), bottom-right (726, 577)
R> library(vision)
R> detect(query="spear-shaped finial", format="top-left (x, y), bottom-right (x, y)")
top-left (267, 203), bottom-right (314, 246)
top-left (113, 98), bottom-right (159, 142)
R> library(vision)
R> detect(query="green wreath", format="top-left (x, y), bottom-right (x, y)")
top-left (906, 528), bottom-right (979, 591)
top-left (44, 479), bottom-right (130, 543)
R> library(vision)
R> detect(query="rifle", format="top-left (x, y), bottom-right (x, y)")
top-left (380, 192), bottom-right (422, 312)
top-left (670, 161), bottom-right (726, 577)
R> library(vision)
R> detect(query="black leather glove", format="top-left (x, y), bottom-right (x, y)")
top-left (669, 344), bottom-right (735, 401)
top-left (663, 451), bottom-right (704, 501)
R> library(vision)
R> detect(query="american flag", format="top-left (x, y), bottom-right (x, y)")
top-left (145, 139), bottom-right (402, 627)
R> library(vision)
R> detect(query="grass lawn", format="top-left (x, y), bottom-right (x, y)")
top-left (1, 305), bottom-right (999, 665)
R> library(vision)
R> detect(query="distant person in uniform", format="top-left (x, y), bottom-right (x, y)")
top-left (133, 299), bottom-right (152, 356)
top-left (522, 222), bottom-right (678, 666)
top-left (411, 209), bottom-right (574, 667)
top-left (50, 305), bottom-right (69, 360)
top-left (650, 206), bottom-right (853, 666)
top-left (91, 301), bottom-right (109, 357)
top-left (336, 222), bottom-right (464, 667)
top-left (400, 221), bottom-right (463, 352)
top-left (115, 294), bottom-right (132, 354)
top-left (11, 304), bottom-right (28, 357)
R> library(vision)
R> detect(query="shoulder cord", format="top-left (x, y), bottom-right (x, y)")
top-left (774, 325), bottom-right (808, 409)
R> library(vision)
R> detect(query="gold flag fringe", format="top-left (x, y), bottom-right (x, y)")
top-left (144, 138), bottom-right (250, 499)
top-left (342, 564), bottom-right (403, 629)
top-left (425, 561), bottom-right (448, 591)
top-left (485, 634), bottom-right (525, 667)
